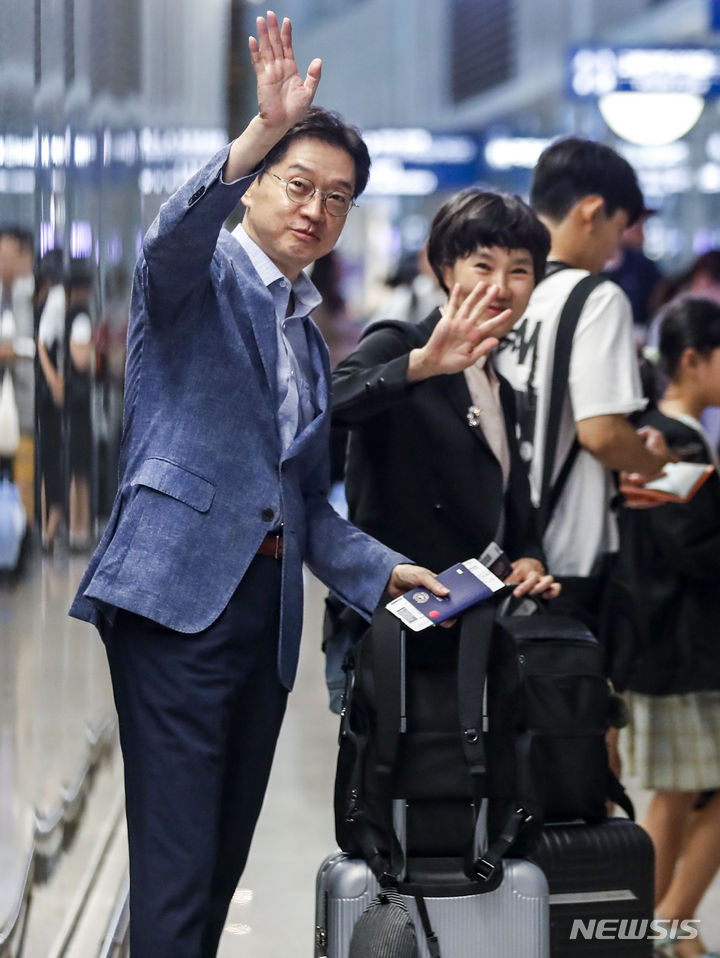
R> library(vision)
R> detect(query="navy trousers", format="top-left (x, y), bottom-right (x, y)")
top-left (105, 555), bottom-right (287, 958)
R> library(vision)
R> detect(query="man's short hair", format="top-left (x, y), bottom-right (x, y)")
top-left (530, 137), bottom-right (644, 226)
top-left (260, 107), bottom-right (371, 198)
top-left (426, 188), bottom-right (551, 291)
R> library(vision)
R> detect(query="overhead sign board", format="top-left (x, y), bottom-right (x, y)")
top-left (568, 45), bottom-right (720, 99)
top-left (363, 128), bottom-right (482, 196)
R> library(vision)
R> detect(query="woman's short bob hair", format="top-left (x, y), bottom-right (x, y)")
top-left (426, 188), bottom-right (551, 292)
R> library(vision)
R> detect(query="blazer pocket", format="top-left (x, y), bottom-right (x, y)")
top-left (130, 457), bottom-right (215, 513)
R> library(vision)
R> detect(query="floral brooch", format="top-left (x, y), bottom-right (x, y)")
top-left (466, 405), bottom-right (483, 428)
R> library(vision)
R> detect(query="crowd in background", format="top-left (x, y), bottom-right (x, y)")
top-left (0, 229), bottom-right (126, 566)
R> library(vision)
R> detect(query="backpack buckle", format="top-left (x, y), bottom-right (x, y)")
top-left (473, 857), bottom-right (496, 881)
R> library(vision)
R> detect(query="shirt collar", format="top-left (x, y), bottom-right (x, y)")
top-left (232, 223), bottom-right (322, 317)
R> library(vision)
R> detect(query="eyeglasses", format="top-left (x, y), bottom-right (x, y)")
top-left (271, 173), bottom-right (356, 217)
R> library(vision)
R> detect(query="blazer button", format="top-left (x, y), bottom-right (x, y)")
top-left (261, 507), bottom-right (275, 521)
top-left (188, 186), bottom-right (206, 206)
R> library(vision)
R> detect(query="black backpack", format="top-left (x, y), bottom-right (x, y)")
top-left (334, 600), bottom-right (633, 887)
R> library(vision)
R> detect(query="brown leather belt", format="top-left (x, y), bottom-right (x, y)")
top-left (257, 531), bottom-right (283, 559)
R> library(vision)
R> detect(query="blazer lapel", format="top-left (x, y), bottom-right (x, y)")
top-left (443, 370), bottom-right (495, 457)
top-left (498, 375), bottom-right (516, 439)
top-left (281, 322), bottom-right (329, 460)
top-left (230, 251), bottom-right (279, 401)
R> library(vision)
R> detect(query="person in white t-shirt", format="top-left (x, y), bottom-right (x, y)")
top-left (36, 256), bottom-right (67, 553)
top-left (495, 137), bottom-right (670, 634)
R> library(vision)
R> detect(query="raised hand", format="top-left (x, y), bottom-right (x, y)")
top-left (407, 281), bottom-right (514, 382)
top-left (249, 11), bottom-right (322, 134)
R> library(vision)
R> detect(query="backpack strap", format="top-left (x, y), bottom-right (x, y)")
top-left (456, 603), bottom-right (533, 881)
top-left (340, 664), bottom-right (402, 882)
top-left (351, 607), bottom-right (407, 884)
top-left (607, 768), bottom-right (635, 820)
top-left (457, 603), bottom-right (496, 784)
top-left (370, 607), bottom-right (405, 775)
top-left (413, 894), bottom-right (442, 958)
top-left (538, 272), bottom-right (606, 534)
top-left (471, 806), bottom-right (533, 881)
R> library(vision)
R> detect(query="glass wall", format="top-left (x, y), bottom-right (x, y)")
top-left (0, 0), bottom-right (230, 555)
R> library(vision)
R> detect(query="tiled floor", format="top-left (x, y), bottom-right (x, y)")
top-left (218, 571), bottom-right (339, 957)
top-left (4, 550), bottom-right (720, 956)
top-left (0, 549), bottom-right (116, 946)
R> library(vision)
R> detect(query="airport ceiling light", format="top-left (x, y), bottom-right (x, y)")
top-left (569, 46), bottom-right (720, 146)
top-left (598, 91), bottom-right (705, 146)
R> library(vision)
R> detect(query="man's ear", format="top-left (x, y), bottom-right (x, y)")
top-left (576, 195), bottom-right (606, 231)
top-left (240, 179), bottom-right (257, 211)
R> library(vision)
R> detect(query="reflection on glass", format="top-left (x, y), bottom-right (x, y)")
top-left (0, 0), bottom-right (230, 564)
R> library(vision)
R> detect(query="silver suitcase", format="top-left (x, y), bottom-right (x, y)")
top-left (316, 623), bottom-right (550, 957)
top-left (314, 848), bottom-right (549, 958)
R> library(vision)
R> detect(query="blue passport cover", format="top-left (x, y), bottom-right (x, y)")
top-left (386, 558), bottom-right (506, 631)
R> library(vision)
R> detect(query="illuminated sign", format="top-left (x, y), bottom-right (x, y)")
top-left (569, 46), bottom-right (720, 98)
top-left (363, 128), bottom-right (481, 197)
top-left (484, 136), bottom-right (552, 170)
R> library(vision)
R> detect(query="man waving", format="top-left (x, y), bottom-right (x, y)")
top-left (70, 13), bottom-right (463, 957)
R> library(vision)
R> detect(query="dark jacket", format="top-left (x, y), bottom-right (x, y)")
top-left (605, 406), bottom-right (720, 695)
top-left (331, 310), bottom-right (543, 572)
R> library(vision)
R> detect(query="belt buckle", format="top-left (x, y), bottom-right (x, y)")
top-left (271, 523), bottom-right (283, 559)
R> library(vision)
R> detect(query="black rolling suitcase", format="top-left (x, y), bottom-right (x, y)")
top-left (529, 818), bottom-right (654, 957)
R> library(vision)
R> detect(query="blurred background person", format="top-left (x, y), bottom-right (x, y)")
top-left (0, 226), bottom-right (36, 523)
top-left (35, 251), bottom-right (66, 554)
top-left (603, 209), bottom-right (665, 336)
top-left (93, 264), bottom-right (130, 521)
top-left (64, 259), bottom-right (95, 552)
top-left (367, 245), bottom-right (444, 325)
top-left (607, 297), bottom-right (720, 958)
top-left (310, 250), bottom-right (362, 370)
top-left (674, 249), bottom-right (720, 303)
top-left (647, 249), bottom-right (720, 461)
top-left (309, 250), bottom-right (362, 508)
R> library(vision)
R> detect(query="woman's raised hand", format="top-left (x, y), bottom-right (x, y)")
top-left (407, 281), bottom-right (514, 382)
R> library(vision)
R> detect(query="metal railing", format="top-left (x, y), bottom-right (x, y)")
top-left (98, 878), bottom-right (130, 958)
top-left (0, 716), bottom-right (117, 958)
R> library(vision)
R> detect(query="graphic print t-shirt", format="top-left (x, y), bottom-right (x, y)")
top-left (494, 269), bottom-right (646, 576)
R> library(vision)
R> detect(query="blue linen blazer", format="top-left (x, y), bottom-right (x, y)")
top-left (69, 144), bottom-right (406, 690)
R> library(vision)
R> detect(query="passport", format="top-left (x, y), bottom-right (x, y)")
top-left (619, 461), bottom-right (714, 504)
top-left (386, 557), bottom-right (506, 631)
